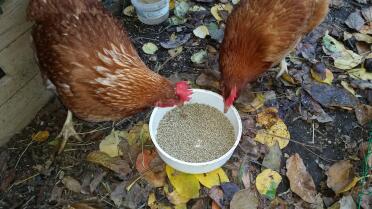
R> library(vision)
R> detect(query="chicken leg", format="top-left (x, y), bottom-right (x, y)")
top-left (57, 110), bottom-right (81, 154)
top-left (276, 58), bottom-right (288, 79)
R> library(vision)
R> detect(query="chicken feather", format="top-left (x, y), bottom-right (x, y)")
top-left (220, 0), bottom-right (329, 109)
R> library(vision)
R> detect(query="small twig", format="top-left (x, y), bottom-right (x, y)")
top-left (77, 125), bottom-right (111, 135)
top-left (15, 140), bottom-right (34, 168)
top-left (312, 122), bottom-right (315, 144)
top-left (156, 54), bottom-right (180, 73)
top-left (8, 173), bottom-right (40, 191)
top-left (20, 195), bottom-right (35, 208)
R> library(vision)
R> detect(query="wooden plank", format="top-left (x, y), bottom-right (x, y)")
top-left (0, 0), bottom-right (32, 51)
top-left (0, 30), bottom-right (39, 106)
top-left (0, 73), bottom-right (52, 146)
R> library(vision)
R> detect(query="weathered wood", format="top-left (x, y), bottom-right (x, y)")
top-left (0, 30), bottom-right (38, 106)
top-left (0, 0), bottom-right (32, 51)
top-left (0, 73), bottom-right (52, 146)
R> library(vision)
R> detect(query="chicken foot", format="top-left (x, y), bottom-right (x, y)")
top-left (57, 110), bottom-right (82, 154)
top-left (276, 58), bottom-right (288, 79)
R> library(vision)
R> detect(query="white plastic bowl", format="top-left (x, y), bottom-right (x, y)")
top-left (149, 89), bottom-right (242, 174)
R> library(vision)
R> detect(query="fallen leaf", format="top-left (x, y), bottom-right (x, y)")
top-left (136, 150), bottom-right (166, 187)
top-left (255, 169), bottom-right (282, 200)
top-left (207, 22), bottom-right (224, 43)
top-left (238, 158), bottom-right (251, 189)
top-left (355, 104), bottom-right (372, 125)
top-left (0, 169), bottom-right (15, 192)
top-left (339, 195), bottom-right (357, 209)
top-left (211, 201), bottom-right (221, 209)
top-left (237, 94), bottom-right (265, 113)
top-left (311, 66), bottom-right (334, 85)
top-left (174, 0), bottom-right (190, 18)
top-left (110, 182), bottom-right (126, 207)
top-left (128, 122), bottom-right (148, 145)
top-left (194, 168), bottom-right (229, 189)
top-left (87, 151), bottom-right (131, 176)
top-left (337, 176), bottom-right (361, 194)
top-left (196, 73), bottom-right (220, 90)
top-left (322, 31), bottom-right (363, 70)
top-left (254, 120), bottom-right (290, 149)
top-left (345, 11), bottom-right (365, 31)
top-left (99, 130), bottom-right (126, 157)
top-left (256, 107), bottom-right (279, 128)
top-left (304, 82), bottom-right (358, 109)
top-left (348, 67), bottom-right (372, 80)
top-left (361, 6), bottom-right (372, 22)
top-left (189, 5), bottom-right (206, 12)
top-left (230, 189), bottom-right (259, 209)
top-left (142, 42), bottom-right (158, 55)
top-left (326, 160), bottom-right (356, 194)
top-left (123, 5), bottom-right (135, 17)
top-left (68, 203), bottom-right (102, 209)
top-left (286, 154), bottom-right (317, 203)
top-left (220, 183), bottom-right (240, 205)
top-left (191, 50), bottom-right (208, 64)
top-left (160, 33), bottom-right (191, 49)
top-left (174, 204), bottom-right (187, 209)
top-left (62, 176), bottom-right (82, 193)
top-left (168, 46), bottom-right (183, 57)
top-left (262, 142), bottom-right (282, 171)
top-left (353, 33), bottom-right (372, 43)
top-left (340, 81), bottom-right (356, 95)
top-left (191, 199), bottom-right (206, 209)
top-left (122, 182), bottom-right (151, 209)
top-left (166, 165), bottom-right (200, 200)
top-left (168, 16), bottom-right (187, 25)
top-left (208, 186), bottom-right (224, 208)
top-left (170, 0), bottom-right (175, 10)
top-left (168, 191), bottom-right (190, 205)
top-left (32, 131), bottom-right (50, 142)
top-left (193, 25), bottom-right (209, 38)
top-left (89, 171), bottom-right (107, 193)
top-left (211, 3), bottom-right (233, 22)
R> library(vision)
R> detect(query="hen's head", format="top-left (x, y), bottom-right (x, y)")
top-left (155, 81), bottom-right (192, 107)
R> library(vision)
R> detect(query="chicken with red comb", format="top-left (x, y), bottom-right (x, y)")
top-left (27, 0), bottom-right (192, 153)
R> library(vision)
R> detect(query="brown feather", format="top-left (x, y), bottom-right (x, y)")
top-left (220, 0), bottom-right (329, 99)
top-left (29, 0), bottom-right (178, 122)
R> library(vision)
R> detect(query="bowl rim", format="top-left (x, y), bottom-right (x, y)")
top-left (149, 89), bottom-right (243, 167)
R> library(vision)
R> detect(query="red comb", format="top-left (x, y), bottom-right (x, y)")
top-left (225, 86), bottom-right (237, 108)
top-left (175, 81), bottom-right (192, 102)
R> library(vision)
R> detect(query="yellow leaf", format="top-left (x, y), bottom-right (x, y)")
top-left (211, 3), bottom-right (233, 22)
top-left (99, 130), bottom-right (126, 157)
top-left (123, 5), bottom-right (135, 17)
top-left (174, 203), bottom-right (187, 209)
top-left (237, 94), bottom-right (265, 113)
top-left (165, 165), bottom-right (200, 200)
top-left (255, 169), bottom-right (282, 200)
top-left (169, 0), bottom-right (175, 10)
top-left (86, 151), bottom-right (130, 175)
top-left (348, 68), bottom-right (372, 80)
top-left (194, 168), bottom-right (229, 189)
top-left (167, 191), bottom-right (190, 205)
top-left (254, 120), bottom-right (290, 149)
top-left (148, 192), bottom-right (156, 206)
top-left (32, 131), bottom-right (49, 142)
top-left (140, 124), bottom-right (150, 143)
top-left (256, 107), bottom-right (280, 128)
top-left (281, 73), bottom-right (298, 85)
top-left (311, 68), bottom-right (334, 85)
top-left (128, 122), bottom-right (144, 145)
top-left (193, 25), bottom-right (209, 39)
top-left (337, 177), bottom-right (361, 194)
top-left (340, 81), bottom-right (356, 95)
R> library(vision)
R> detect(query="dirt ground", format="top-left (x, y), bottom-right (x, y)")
top-left (0, 0), bottom-right (370, 209)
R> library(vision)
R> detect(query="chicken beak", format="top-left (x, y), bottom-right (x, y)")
top-left (223, 103), bottom-right (229, 113)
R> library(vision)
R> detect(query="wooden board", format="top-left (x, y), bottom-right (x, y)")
top-left (0, 73), bottom-right (52, 146)
top-left (0, 0), bottom-right (32, 50)
top-left (0, 30), bottom-right (39, 106)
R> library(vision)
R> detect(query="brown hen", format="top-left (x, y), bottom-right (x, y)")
top-left (27, 0), bottom-right (191, 153)
top-left (220, 0), bottom-right (329, 111)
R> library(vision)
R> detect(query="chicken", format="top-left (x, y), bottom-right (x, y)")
top-left (27, 0), bottom-right (192, 153)
top-left (220, 0), bottom-right (329, 111)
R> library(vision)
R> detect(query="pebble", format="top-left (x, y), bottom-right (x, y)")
top-left (157, 104), bottom-right (235, 163)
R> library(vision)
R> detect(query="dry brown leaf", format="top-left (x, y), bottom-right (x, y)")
top-left (86, 151), bottom-right (131, 176)
top-left (326, 160), bottom-right (356, 194)
top-left (286, 154), bottom-right (317, 203)
top-left (355, 104), bottom-right (372, 126)
top-left (135, 150), bottom-right (166, 187)
top-left (62, 176), bottom-right (82, 193)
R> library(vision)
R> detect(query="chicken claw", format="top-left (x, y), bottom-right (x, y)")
top-left (57, 110), bottom-right (81, 154)
top-left (276, 59), bottom-right (288, 79)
